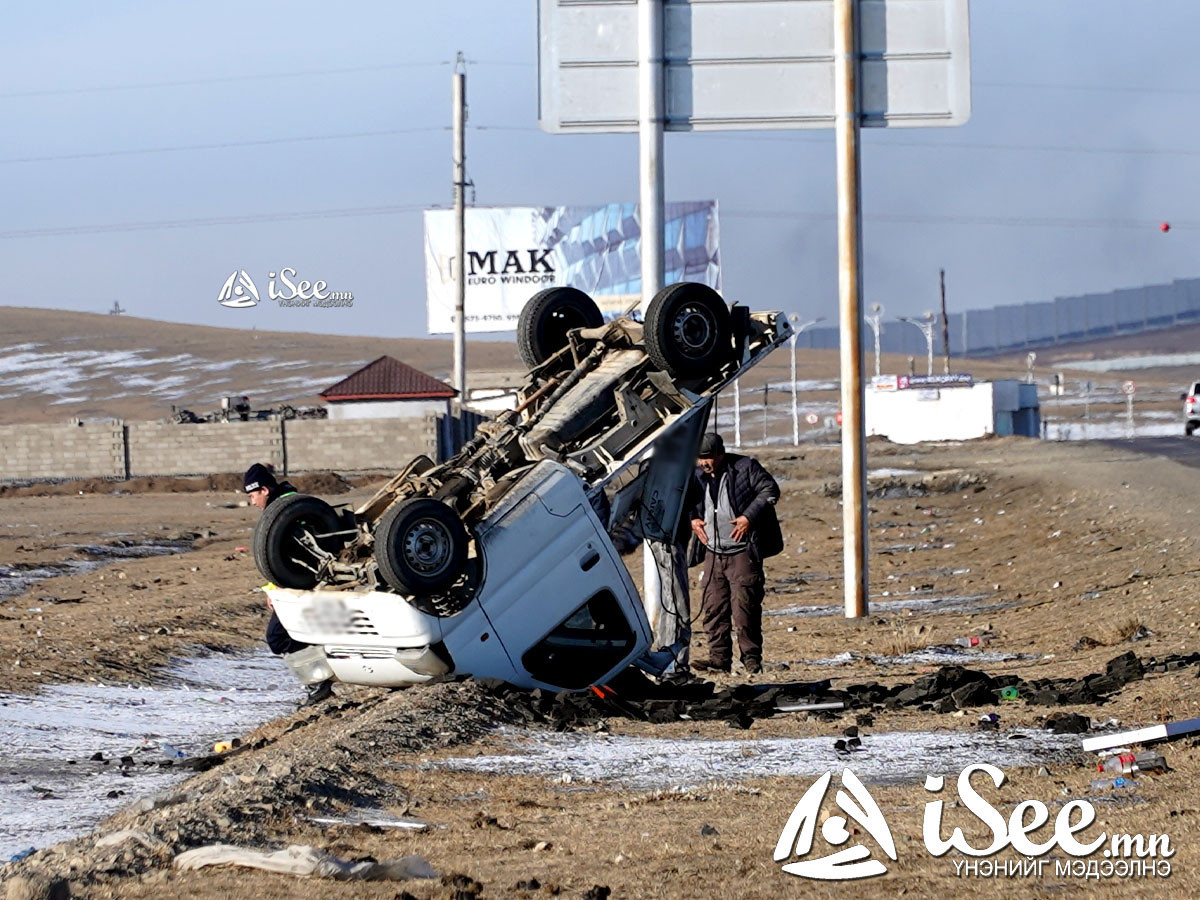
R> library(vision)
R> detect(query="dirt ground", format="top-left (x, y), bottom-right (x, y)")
top-left (4, 436), bottom-right (1200, 898)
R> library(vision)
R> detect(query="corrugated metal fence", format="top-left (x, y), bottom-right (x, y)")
top-left (796, 276), bottom-right (1200, 356)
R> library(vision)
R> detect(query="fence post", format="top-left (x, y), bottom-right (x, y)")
top-left (121, 422), bottom-right (131, 480)
top-left (279, 417), bottom-right (289, 477)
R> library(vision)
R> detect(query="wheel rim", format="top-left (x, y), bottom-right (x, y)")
top-left (672, 302), bottom-right (716, 358)
top-left (402, 518), bottom-right (454, 576)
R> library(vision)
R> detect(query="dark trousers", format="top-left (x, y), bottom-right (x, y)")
top-left (700, 548), bottom-right (764, 666)
top-left (266, 610), bottom-right (308, 656)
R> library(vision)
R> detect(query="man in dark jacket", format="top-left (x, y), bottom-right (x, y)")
top-left (687, 434), bottom-right (782, 675)
top-left (244, 463), bottom-right (334, 706)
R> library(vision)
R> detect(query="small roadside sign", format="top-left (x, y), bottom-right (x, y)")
top-left (1121, 380), bottom-right (1136, 395)
top-left (805, 413), bottom-right (820, 425)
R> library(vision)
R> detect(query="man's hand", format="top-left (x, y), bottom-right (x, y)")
top-left (730, 515), bottom-right (751, 542)
top-left (690, 518), bottom-right (708, 546)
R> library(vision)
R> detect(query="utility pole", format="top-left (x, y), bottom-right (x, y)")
top-left (939, 268), bottom-right (950, 374)
top-left (452, 53), bottom-right (467, 401)
top-left (834, 0), bottom-right (868, 619)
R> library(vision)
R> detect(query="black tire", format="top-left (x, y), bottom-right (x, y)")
top-left (644, 282), bottom-right (733, 379)
top-left (516, 287), bottom-right (604, 369)
top-left (375, 497), bottom-right (469, 596)
top-left (253, 493), bottom-right (344, 589)
top-left (1187, 422), bottom-right (1196, 436)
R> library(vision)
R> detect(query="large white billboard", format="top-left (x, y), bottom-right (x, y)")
top-left (424, 202), bottom-right (720, 334)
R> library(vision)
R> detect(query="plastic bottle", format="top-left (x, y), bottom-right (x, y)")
top-left (160, 742), bottom-right (186, 759)
top-left (1090, 776), bottom-right (1135, 792)
top-left (1097, 752), bottom-right (1167, 775)
top-left (954, 635), bottom-right (994, 648)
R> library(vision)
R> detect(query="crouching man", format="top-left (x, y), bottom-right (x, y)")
top-left (687, 434), bottom-right (782, 675)
top-left (244, 462), bottom-right (334, 707)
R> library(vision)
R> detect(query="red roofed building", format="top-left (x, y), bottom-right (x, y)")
top-left (319, 355), bottom-right (457, 420)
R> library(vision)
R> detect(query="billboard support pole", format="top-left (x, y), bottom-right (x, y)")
top-left (452, 54), bottom-right (467, 402)
top-left (638, 0), bottom-right (665, 308)
top-left (835, 0), bottom-right (869, 619)
top-left (639, 0), bottom-right (669, 620)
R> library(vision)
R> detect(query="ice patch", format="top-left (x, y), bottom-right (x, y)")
top-left (434, 728), bottom-right (1077, 790)
top-left (766, 593), bottom-right (1006, 618)
top-left (0, 651), bottom-right (297, 858)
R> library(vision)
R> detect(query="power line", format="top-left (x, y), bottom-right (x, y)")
top-left (5, 202), bottom-right (1189, 242)
top-left (0, 61), bottom-right (456, 100)
top-left (0, 59), bottom-right (534, 100)
top-left (976, 79), bottom-right (1200, 97)
top-left (693, 132), bottom-right (1200, 159)
top-left (0, 203), bottom-right (440, 240)
top-left (724, 209), bottom-right (1198, 231)
top-left (10, 122), bottom-right (1195, 167)
top-left (0, 127), bottom-right (448, 165)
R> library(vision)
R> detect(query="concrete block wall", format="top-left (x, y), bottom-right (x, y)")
top-left (0, 414), bottom-right (448, 482)
top-left (126, 421), bottom-right (285, 477)
top-left (283, 414), bottom-right (440, 472)
top-left (0, 421), bottom-right (125, 480)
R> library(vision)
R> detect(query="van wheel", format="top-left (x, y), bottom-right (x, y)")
top-left (375, 498), bottom-right (469, 596)
top-left (254, 494), bottom-right (344, 589)
top-left (644, 283), bottom-right (733, 379)
top-left (1187, 422), bottom-right (1196, 436)
top-left (517, 287), bottom-right (604, 368)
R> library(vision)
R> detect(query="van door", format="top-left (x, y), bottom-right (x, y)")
top-left (472, 461), bottom-right (650, 689)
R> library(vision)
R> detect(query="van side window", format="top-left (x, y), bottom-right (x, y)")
top-left (522, 590), bottom-right (637, 689)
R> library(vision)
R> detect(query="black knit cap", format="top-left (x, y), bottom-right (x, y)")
top-left (698, 432), bottom-right (725, 457)
top-left (243, 462), bottom-right (277, 493)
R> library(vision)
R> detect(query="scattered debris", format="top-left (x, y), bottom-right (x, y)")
top-left (1097, 751), bottom-right (1168, 775)
top-left (309, 811), bottom-right (430, 831)
top-left (173, 844), bottom-right (436, 881)
top-left (94, 830), bottom-right (166, 852)
top-left (1081, 716), bottom-right (1200, 753)
top-left (1044, 713), bottom-right (1090, 735)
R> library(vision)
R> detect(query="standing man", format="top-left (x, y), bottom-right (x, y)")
top-left (244, 463), bottom-right (334, 706)
top-left (688, 434), bottom-right (782, 675)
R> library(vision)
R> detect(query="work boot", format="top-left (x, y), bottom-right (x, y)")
top-left (300, 679), bottom-right (334, 707)
top-left (742, 658), bottom-right (763, 676)
top-left (691, 658), bottom-right (731, 674)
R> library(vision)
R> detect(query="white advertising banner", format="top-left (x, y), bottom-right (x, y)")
top-left (424, 202), bottom-right (720, 334)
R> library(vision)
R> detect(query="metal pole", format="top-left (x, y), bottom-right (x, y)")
top-left (762, 381), bottom-right (768, 445)
top-left (834, 0), bottom-right (868, 619)
top-left (638, 0), bottom-right (665, 309)
top-left (734, 379), bottom-right (742, 446)
top-left (452, 55), bottom-right (467, 400)
top-left (790, 333), bottom-right (799, 445)
top-left (940, 268), bottom-right (950, 374)
top-left (867, 306), bottom-right (882, 380)
top-left (925, 325), bottom-right (934, 376)
top-left (638, 0), bottom-right (666, 615)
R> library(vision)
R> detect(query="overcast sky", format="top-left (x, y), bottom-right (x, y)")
top-left (1, 1), bottom-right (1197, 339)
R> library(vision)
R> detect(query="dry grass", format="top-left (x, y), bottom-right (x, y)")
top-left (1102, 617), bottom-right (1147, 645)
top-left (880, 625), bottom-right (928, 657)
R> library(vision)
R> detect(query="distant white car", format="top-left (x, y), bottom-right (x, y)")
top-left (1185, 381), bottom-right (1200, 435)
top-left (257, 283), bottom-right (791, 691)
